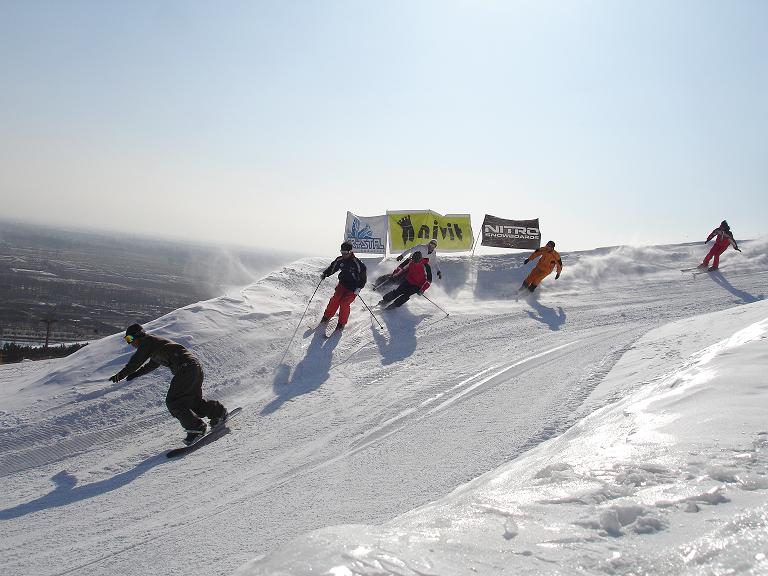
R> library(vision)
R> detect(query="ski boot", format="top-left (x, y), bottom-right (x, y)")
top-left (210, 408), bottom-right (229, 429)
top-left (183, 423), bottom-right (207, 445)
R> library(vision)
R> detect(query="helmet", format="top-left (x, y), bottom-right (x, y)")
top-left (125, 323), bottom-right (145, 338)
top-left (412, 251), bottom-right (423, 262)
top-left (720, 220), bottom-right (729, 230)
top-left (340, 241), bottom-right (353, 252)
top-left (546, 240), bottom-right (556, 248)
top-left (428, 239), bottom-right (438, 247)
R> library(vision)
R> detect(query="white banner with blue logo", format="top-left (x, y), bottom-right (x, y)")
top-left (344, 212), bottom-right (388, 255)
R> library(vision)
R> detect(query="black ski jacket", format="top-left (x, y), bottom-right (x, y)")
top-left (115, 334), bottom-right (198, 380)
top-left (323, 255), bottom-right (367, 291)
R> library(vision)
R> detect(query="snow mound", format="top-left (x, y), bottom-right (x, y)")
top-left (239, 301), bottom-right (768, 575)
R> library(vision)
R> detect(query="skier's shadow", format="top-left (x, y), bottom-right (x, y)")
top-left (0, 456), bottom-right (167, 520)
top-left (372, 307), bottom-right (426, 365)
top-left (707, 271), bottom-right (763, 303)
top-left (263, 330), bottom-right (341, 415)
top-left (523, 293), bottom-right (566, 331)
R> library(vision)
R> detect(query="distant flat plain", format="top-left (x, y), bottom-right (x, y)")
top-left (0, 220), bottom-right (298, 345)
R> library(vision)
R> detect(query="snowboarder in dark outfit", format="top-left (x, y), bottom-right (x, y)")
top-left (320, 242), bottom-right (367, 332)
top-left (109, 324), bottom-right (228, 445)
top-left (699, 220), bottom-right (741, 271)
top-left (379, 251), bottom-right (432, 308)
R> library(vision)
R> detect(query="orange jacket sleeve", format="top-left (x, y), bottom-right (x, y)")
top-left (527, 248), bottom-right (543, 262)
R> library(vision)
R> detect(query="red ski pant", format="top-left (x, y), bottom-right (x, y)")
top-left (323, 284), bottom-right (357, 326)
top-left (703, 244), bottom-right (728, 268)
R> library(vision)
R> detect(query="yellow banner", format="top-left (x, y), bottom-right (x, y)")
top-left (387, 211), bottom-right (474, 253)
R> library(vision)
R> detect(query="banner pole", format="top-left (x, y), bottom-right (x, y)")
top-left (470, 229), bottom-right (482, 258)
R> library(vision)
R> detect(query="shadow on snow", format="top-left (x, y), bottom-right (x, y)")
top-left (372, 307), bottom-right (428, 365)
top-left (523, 292), bottom-right (567, 331)
top-left (0, 456), bottom-right (168, 520)
top-left (707, 270), bottom-right (764, 303)
top-left (263, 330), bottom-right (341, 415)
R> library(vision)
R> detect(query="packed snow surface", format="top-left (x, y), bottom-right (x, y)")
top-left (1, 240), bottom-right (767, 576)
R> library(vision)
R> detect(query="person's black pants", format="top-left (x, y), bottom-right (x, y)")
top-left (165, 361), bottom-right (224, 431)
top-left (382, 282), bottom-right (419, 308)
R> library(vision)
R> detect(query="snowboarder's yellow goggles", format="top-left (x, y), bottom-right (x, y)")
top-left (124, 335), bottom-right (135, 343)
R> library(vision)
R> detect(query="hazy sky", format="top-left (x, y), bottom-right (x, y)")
top-left (1, 1), bottom-right (766, 255)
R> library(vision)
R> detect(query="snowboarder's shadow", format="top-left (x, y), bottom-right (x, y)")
top-left (263, 330), bottom-right (341, 415)
top-left (372, 307), bottom-right (427, 365)
top-left (707, 270), bottom-right (763, 303)
top-left (523, 293), bottom-right (566, 331)
top-left (0, 457), bottom-right (167, 520)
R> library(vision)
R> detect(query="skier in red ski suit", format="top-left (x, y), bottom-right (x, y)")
top-left (320, 242), bottom-right (367, 332)
top-left (699, 220), bottom-right (740, 270)
top-left (379, 251), bottom-right (432, 308)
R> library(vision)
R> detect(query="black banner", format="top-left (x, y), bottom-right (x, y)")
top-left (481, 215), bottom-right (541, 249)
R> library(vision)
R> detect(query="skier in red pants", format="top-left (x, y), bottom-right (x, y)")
top-left (699, 220), bottom-right (741, 271)
top-left (319, 242), bottom-right (367, 332)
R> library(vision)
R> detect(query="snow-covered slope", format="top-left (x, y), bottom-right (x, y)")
top-left (1, 240), bottom-right (767, 576)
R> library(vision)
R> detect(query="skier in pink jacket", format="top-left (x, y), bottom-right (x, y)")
top-left (699, 220), bottom-right (741, 271)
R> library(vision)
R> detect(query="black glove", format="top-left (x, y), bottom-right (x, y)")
top-left (417, 290), bottom-right (423, 295)
top-left (320, 272), bottom-right (327, 279)
top-left (555, 273), bottom-right (560, 279)
top-left (396, 255), bottom-right (403, 261)
top-left (735, 247), bottom-right (742, 252)
top-left (524, 258), bottom-right (530, 264)
top-left (109, 374), bottom-right (121, 383)
top-left (126, 372), bottom-right (139, 381)
top-left (437, 271), bottom-right (442, 280)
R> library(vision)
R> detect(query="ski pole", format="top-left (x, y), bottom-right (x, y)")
top-left (357, 294), bottom-right (384, 330)
top-left (279, 277), bottom-right (324, 364)
top-left (421, 293), bottom-right (450, 316)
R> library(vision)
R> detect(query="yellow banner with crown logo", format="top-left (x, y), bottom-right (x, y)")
top-left (387, 210), bottom-right (473, 252)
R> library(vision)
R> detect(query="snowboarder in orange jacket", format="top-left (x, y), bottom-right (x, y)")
top-left (520, 241), bottom-right (562, 292)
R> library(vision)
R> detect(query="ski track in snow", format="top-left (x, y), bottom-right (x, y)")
top-left (1, 240), bottom-right (767, 576)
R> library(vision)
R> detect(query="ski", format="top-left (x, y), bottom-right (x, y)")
top-left (372, 273), bottom-right (398, 293)
top-left (323, 315), bottom-right (341, 338)
top-left (692, 267), bottom-right (719, 277)
top-left (166, 406), bottom-right (242, 458)
top-left (302, 316), bottom-right (344, 338)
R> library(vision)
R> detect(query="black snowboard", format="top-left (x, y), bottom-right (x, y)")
top-left (166, 406), bottom-right (242, 458)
